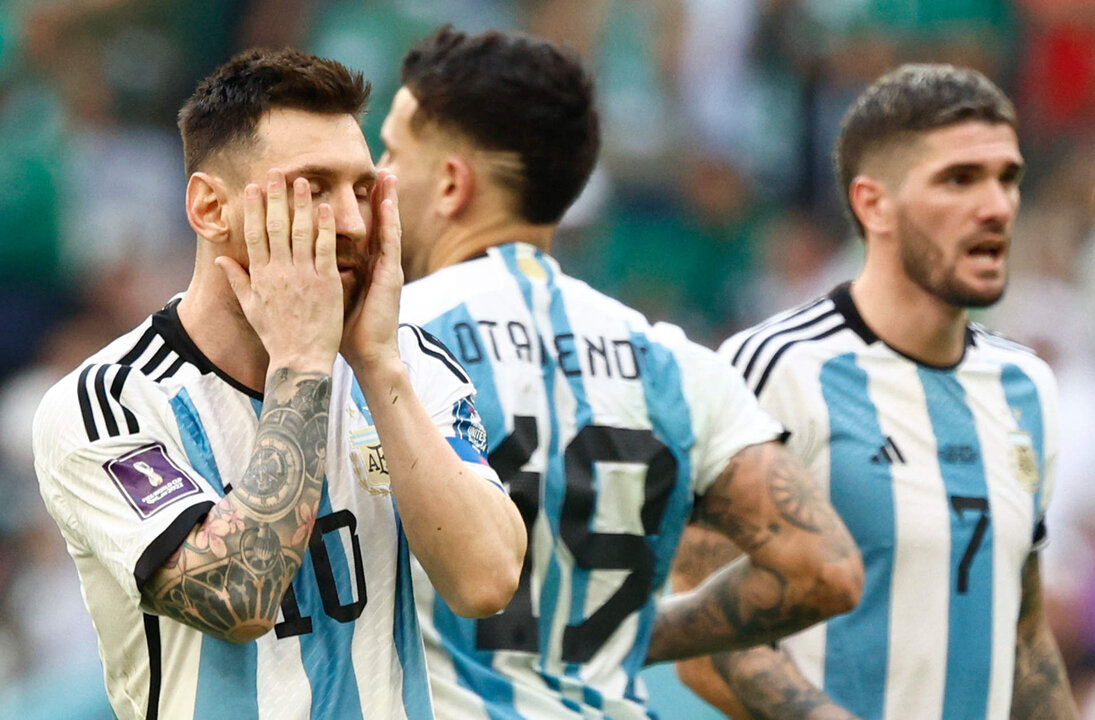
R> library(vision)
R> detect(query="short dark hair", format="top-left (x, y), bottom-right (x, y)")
top-left (400, 25), bottom-right (600, 225)
top-left (834, 63), bottom-right (1017, 237)
top-left (178, 47), bottom-right (371, 176)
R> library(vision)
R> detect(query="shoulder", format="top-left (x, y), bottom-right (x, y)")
top-left (968, 323), bottom-right (1058, 390)
top-left (718, 294), bottom-right (858, 396)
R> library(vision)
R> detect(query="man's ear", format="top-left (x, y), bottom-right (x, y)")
top-left (185, 172), bottom-right (232, 243)
top-left (437, 155), bottom-right (475, 218)
top-left (849, 174), bottom-right (895, 238)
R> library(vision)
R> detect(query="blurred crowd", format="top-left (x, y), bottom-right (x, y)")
top-left (0, 1), bottom-right (1092, 717)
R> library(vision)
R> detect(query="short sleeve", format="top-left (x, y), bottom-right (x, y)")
top-left (33, 366), bottom-right (223, 600)
top-left (398, 324), bottom-right (503, 491)
top-left (651, 324), bottom-right (784, 496)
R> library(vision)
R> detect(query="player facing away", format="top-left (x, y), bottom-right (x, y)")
top-left (32, 48), bottom-right (525, 720)
top-left (673, 64), bottom-right (1080, 720)
top-left (380, 25), bottom-right (864, 720)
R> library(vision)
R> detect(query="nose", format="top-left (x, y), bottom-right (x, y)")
top-left (330, 185), bottom-right (369, 241)
top-left (979, 180), bottom-right (1018, 224)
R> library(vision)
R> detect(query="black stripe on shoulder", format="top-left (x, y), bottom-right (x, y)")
top-left (753, 322), bottom-right (848, 396)
top-left (739, 307), bottom-right (839, 385)
top-left (117, 326), bottom-right (158, 367)
top-left (401, 323), bottom-right (472, 384)
top-left (92, 365), bottom-right (120, 438)
top-left (77, 365), bottom-right (99, 442)
top-left (154, 356), bottom-right (186, 382)
top-left (969, 324), bottom-right (1036, 355)
top-left (109, 365), bottom-right (140, 435)
top-left (729, 296), bottom-right (831, 366)
top-left (140, 343), bottom-right (174, 377)
top-left (143, 613), bottom-right (162, 720)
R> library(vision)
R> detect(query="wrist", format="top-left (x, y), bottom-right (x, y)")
top-left (266, 352), bottom-right (336, 377)
top-left (351, 352), bottom-right (408, 395)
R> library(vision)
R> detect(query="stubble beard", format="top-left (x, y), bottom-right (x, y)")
top-left (896, 210), bottom-right (1007, 310)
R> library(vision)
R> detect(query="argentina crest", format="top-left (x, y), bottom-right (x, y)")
top-left (1007, 429), bottom-right (1038, 493)
top-left (350, 424), bottom-right (391, 495)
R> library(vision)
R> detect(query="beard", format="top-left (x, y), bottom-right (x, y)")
top-left (896, 209), bottom-right (1007, 309)
top-left (337, 240), bottom-right (370, 319)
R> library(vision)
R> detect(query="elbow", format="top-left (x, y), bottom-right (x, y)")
top-left (447, 564), bottom-right (522, 618)
top-left (221, 618), bottom-right (277, 644)
top-left (817, 552), bottom-right (864, 617)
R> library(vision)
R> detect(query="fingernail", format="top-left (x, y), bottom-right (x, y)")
top-left (245, 184), bottom-right (260, 199)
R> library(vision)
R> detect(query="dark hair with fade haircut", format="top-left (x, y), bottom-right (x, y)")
top-left (400, 25), bottom-right (600, 225)
top-left (834, 63), bottom-right (1017, 238)
top-left (178, 47), bottom-right (371, 176)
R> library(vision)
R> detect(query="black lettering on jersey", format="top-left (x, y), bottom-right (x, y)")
top-left (554, 333), bottom-right (582, 377)
top-left (613, 339), bottom-right (641, 380)
top-left (478, 320), bottom-right (502, 360)
top-left (587, 335), bottom-right (611, 378)
top-left (454, 322), bottom-right (484, 365)
top-left (508, 321), bottom-right (533, 362)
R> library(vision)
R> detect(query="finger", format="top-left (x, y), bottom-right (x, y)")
top-left (265, 169), bottom-right (290, 261)
top-left (291, 177), bottom-right (315, 264)
top-left (314, 203), bottom-right (336, 274)
top-left (242, 183), bottom-right (269, 265)
top-left (379, 174), bottom-right (402, 262)
top-left (214, 256), bottom-right (251, 305)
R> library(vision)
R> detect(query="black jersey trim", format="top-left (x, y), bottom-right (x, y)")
top-left (401, 323), bottom-right (472, 384)
top-left (738, 308), bottom-right (840, 385)
top-left (832, 283), bottom-right (974, 369)
top-left (152, 299), bottom-right (263, 400)
top-left (117, 326), bottom-right (158, 367)
top-left (730, 295), bottom-right (832, 366)
top-left (94, 365), bottom-right (120, 437)
top-left (77, 365), bottom-right (99, 442)
top-left (753, 323), bottom-right (848, 396)
top-left (143, 613), bottom-right (162, 720)
top-left (134, 500), bottom-right (215, 588)
top-left (109, 366), bottom-right (141, 434)
top-left (154, 355), bottom-right (187, 383)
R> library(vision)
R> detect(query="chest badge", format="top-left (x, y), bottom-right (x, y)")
top-left (350, 425), bottom-right (391, 495)
top-left (1008, 430), bottom-right (1039, 493)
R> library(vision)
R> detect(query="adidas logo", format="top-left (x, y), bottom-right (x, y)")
top-left (871, 436), bottom-right (905, 465)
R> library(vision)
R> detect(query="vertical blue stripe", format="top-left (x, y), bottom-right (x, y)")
top-left (819, 354), bottom-right (893, 720)
top-left (393, 515), bottom-right (434, 720)
top-left (247, 396), bottom-right (364, 719)
top-left (528, 250), bottom-right (596, 683)
top-left (918, 367), bottom-right (992, 720)
top-left (1001, 364), bottom-right (1045, 534)
top-left (169, 390), bottom-right (259, 718)
top-left (622, 331), bottom-right (696, 690)
top-left (497, 245), bottom-right (570, 678)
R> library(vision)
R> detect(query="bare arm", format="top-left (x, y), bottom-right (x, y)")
top-left (143, 172), bottom-right (344, 641)
top-left (670, 527), bottom-right (861, 720)
top-left (647, 441), bottom-right (863, 662)
top-left (342, 173), bottom-right (525, 618)
top-left (1010, 552), bottom-right (1079, 720)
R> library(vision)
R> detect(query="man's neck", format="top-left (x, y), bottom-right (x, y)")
top-left (422, 219), bottom-right (555, 279)
top-left (850, 262), bottom-right (969, 367)
top-left (176, 267), bottom-right (271, 393)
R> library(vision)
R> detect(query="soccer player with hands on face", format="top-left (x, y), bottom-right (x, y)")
top-left (33, 48), bottom-right (524, 720)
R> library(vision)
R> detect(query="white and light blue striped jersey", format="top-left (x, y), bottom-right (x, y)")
top-left (399, 242), bottom-right (782, 720)
top-left (719, 284), bottom-right (1059, 720)
top-left (33, 298), bottom-right (501, 720)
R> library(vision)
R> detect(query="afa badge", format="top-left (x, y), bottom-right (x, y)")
top-left (1008, 430), bottom-right (1039, 493)
top-left (350, 425), bottom-right (391, 495)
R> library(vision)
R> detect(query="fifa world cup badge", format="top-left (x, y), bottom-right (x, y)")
top-left (1008, 430), bottom-right (1039, 493)
top-left (350, 425), bottom-right (391, 495)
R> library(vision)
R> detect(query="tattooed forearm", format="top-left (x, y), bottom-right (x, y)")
top-left (1010, 554), bottom-right (1079, 720)
top-left (648, 442), bottom-right (861, 663)
top-left (142, 369), bottom-right (331, 642)
top-left (712, 648), bottom-right (862, 720)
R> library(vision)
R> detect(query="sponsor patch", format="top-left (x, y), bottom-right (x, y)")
top-left (104, 443), bottom-right (202, 518)
top-left (1008, 430), bottom-right (1039, 493)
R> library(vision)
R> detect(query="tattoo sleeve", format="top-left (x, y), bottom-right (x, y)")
top-left (647, 442), bottom-right (861, 662)
top-left (711, 647), bottom-right (862, 720)
top-left (141, 369), bottom-right (331, 642)
top-left (1010, 553), bottom-right (1079, 720)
